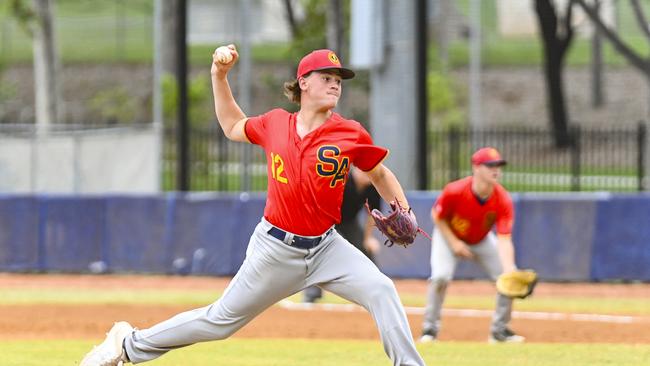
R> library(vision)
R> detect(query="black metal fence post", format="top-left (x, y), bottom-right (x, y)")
top-left (218, 132), bottom-right (228, 191)
top-left (638, 121), bottom-right (646, 191)
top-left (449, 126), bottom-right (460, 182)
top-left (570, 125), bottom-right (581, 192)
top-left (176, 0), bottom-right (189, 192)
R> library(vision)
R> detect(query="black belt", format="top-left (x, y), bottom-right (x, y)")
top-left (267, 226), bottom-right (332, 250)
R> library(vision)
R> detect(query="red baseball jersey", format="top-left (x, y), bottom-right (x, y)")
top-left (433, 176), bottom-right (514, 244)
top-left (245, 109), bottom-right (388, 236)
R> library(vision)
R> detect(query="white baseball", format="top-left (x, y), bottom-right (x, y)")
top-left (215, 46), bottom-right (233, 64)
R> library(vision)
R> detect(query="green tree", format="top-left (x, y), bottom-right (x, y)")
top-left (162, 74), bottom-right (213, 128)
top-left (284, 0), bottom-right (351, 61)
top-left (428, 72), bottom-right (465, 129)
top-left (7, 0), bottom-right (36, 35)
top-left (88, 87), bottom-right (138, 124)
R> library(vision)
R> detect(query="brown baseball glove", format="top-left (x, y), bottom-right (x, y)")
top-left (496, 269), bottom-right (538, 299)
top-left (366, 200), bottom-right (430, 248)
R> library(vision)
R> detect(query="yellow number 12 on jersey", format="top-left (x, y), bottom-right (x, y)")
top-left (270, 152), bottom-right (288, 184)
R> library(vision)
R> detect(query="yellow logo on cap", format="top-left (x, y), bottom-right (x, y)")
top-left (488, 148), bottom-right (499, 158)
top-left (328, 52), bottom-right (341, 65)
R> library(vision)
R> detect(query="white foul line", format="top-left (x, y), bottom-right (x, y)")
top-left (278, 300), bottom-right (642, 324)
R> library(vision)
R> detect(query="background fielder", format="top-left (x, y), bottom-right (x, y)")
top-left (420, 147), bottom-right (525, 343)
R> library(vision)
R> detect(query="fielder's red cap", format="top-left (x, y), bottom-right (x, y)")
top-left (296, 49), bottom-right (355, 80)
top-left (471, 147), bottom-right (507, 166)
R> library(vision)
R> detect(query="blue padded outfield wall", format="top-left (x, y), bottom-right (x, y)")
top-left (0, 192), bottom-right (649, 281)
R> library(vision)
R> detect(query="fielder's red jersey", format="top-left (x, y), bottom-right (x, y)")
top-left (245, 109), bottom-right (388, 236)
top-left (433, 176), bottom-right (514, 244)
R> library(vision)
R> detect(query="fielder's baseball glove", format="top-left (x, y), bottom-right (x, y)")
top-left (366, 200), bottom-right (429, 248)
top-left (496, 269), bottom-right (538, 299)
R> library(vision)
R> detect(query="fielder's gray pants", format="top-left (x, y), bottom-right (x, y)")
top-left (422, 228), bottom-right (512, 335)
top-left (124, 218), bottom-right (425, 366)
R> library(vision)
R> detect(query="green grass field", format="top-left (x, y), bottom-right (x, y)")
top-left (2, 286), bottom-right (649, 316)
top-left (2, 279), bottom-right (650, 366)
top-left (3, 338), bottom-right (649, 366)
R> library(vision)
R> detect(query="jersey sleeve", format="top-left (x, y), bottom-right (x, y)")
top-left (495, 190), bottom-right (514, 235)
top-left (350, 125), bottom-right (389, 171)
top-left (433, 185), bottom-right (455, 220)
top-left (244, 110), bottom-right (272, 147)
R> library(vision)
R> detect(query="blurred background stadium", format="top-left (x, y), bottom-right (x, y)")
top-left (0, 0), bottom-right (649, 280)
top-left (2, 4), bottom-right (650, 366)
top-left (2, 0), bottom-right (649, 192)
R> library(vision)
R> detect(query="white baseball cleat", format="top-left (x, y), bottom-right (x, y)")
top-left (80, 321), bottom-right (133, 366)
top-left (419, 329), bottom-right (437, 343)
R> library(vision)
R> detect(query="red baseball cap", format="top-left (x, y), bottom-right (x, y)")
top-left (471, 147), bottom-right (507, 166)
top-left (296, 49), bottom-right (355, 80)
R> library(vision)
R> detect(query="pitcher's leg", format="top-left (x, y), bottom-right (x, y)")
top-left (422, 228), bottom-right (457, 335)
top-left (471, 233), bottom-right (513, 332)
top-left (125, 227), bottom-right (305, 363)
top-left (316, 232), bottom-right (426, 366)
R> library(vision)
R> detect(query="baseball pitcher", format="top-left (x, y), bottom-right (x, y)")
top-left (80, 46), bottom-right (427, 366)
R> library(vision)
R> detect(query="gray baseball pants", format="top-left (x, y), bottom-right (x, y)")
top-left (422, 228), bottom-right (512, 335)
top-left (124, 218), bottom-right (425, 366)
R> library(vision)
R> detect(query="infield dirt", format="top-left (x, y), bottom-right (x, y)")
top-left (1, 274), bottom-right (648, 344)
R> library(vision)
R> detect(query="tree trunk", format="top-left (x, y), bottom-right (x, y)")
top-left (535, 0), bottom-right (573, 148)
top-left (32, 0), bottom-right (61, 131)
top-left (545, 53), bottom-right (571, 147)
top-left (283, 0), bottom-right (299, 39)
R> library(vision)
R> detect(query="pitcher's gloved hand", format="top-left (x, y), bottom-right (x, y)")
top-left (367, 200), bottom-right (430, 248)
